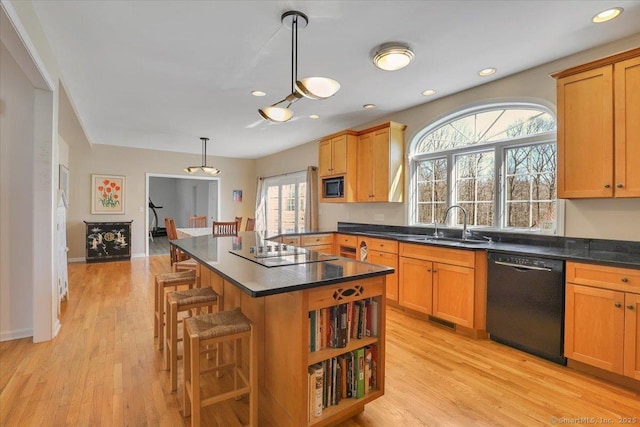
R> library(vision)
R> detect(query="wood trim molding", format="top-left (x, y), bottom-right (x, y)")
top-left (551, 47), bottom-right (640, 79)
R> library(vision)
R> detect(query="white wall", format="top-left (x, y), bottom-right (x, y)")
top-left (0, 42), bottom-right (36, 340)
top-left (255, 34), bottom-right (640, 242)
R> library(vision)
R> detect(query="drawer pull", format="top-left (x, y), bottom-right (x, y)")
top-left (615, 302), bottom-right (622, 308)
top-left (621, 277), bottom-right (629, 283)
top-left (604, 184), bottom-right (611, 188)
top-left (616, 183), bottom-right (623, 188)
top-left (628, 305), bottom-right (635, 310)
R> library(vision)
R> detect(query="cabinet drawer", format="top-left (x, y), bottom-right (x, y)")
top-left (369, 238), bottom-right (398, 254)
top-left (336, 234), bottom-right (357, 247)
top-left (280, 235), bottom-right (300, 246)
top-left (399, 243), bottom-right (475, 268)
top-left (306, 276), bottom-right (384, 311)
top-left (301, 234), bottom-right (334, 246)
top-left (567, 262), bottom-right (640, 293)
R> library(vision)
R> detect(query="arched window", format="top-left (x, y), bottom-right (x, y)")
top-left (410, 102), bottom-right (557, 232)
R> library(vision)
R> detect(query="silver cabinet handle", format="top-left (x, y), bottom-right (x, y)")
top-left (494, 260), bottom-right (552, 272)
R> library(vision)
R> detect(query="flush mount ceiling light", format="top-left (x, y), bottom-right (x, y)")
top-left (592, 7), bottom-right (623, 23)
top-left (372, 43), bottom-right (415, 71)
top-left (251, 90), bottom-right (266, 97)
top-left (259, 11), bottom-right (340, 123)
top-left (184, 137), bottom-right (220, 175)
top-left (363, 104), bottom-right (377, 110)
top-left (422, 89), bottom-right (437, 96)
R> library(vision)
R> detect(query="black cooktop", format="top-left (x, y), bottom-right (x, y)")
top-left (229, 242), bottom-right (338, 267)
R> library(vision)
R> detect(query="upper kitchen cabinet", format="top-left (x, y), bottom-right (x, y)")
top-left (553, 47), bottom-right (640, 198)
top-left (356, 122), bottom-right (406, 202)
top-left (318, 131), bottom-right (357, 177)
top-left (318, 130), bottom-right (357, 203)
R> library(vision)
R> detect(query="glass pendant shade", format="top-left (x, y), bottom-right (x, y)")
top-left (296, 77), bottom-right (340, 99)
top-left (185, 137), bottom-right (221, 175)
top-left (259, 106), bottom-right (294, 122)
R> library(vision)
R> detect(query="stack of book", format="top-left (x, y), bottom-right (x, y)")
top-left (309, 298), bottom-right (378, 352)
top-left (307, 344), bottom-right (378, 420)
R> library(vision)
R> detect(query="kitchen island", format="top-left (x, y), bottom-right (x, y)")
top-left (171, 232), bottom-right (393, 427)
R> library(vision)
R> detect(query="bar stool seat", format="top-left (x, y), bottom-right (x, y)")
top-left (154, 270), bottom-right (196, 348)
top-left (165, 287), bottom-right (218, 391)
top-left (183, 307), bottom-right (257, 427)
top-left (173, 258), bottom-right (197, 273)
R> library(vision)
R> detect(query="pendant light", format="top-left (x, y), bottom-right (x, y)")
top-left (259, 11), bottom-right (340, 122)
top-left (184, 137), bottom-right (220, 175)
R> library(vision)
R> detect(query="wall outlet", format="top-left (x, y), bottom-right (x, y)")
top-left (374, 214), bottom-right (385, 221)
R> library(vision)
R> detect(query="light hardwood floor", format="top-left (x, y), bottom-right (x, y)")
top-left (1, 256), bottom-right (639, 426)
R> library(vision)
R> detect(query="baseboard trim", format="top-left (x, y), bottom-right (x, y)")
top-left (0, 328), bottom-right (33, 342)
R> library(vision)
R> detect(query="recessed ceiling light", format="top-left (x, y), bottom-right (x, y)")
top-left (363, 104), bottom-right (377, 110)
top-left (251, 90), bottom-right (266, 97)
top-left (372, 43), bottom-right (415, 71)
top-left (422, 89), bottom-right (437, 96)
top-left (309, 114), bottom-right (319, 119)
top-left (478, 68), bottom-right (496, 77)
top-left (592, 7), bottom-right (623, 23)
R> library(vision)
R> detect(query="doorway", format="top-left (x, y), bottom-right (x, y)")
top-left (145, 173), bottom-right (220, 256)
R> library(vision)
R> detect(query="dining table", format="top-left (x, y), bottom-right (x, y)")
top-left (175, 227), bottom-right (211, 239)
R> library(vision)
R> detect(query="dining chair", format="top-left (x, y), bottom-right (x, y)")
top-left (245, 217), bottom-right (255, 231)
top-left (189, 215), bottom-right (207, 228)
top-left (165, 217), bottom-right (190, 265)
top-left (235, 216), bottom-right (243, 230)
top-left (212, 221), bottom-right (238, 236)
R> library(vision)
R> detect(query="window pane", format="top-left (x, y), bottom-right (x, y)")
top-left (416, 158), bottom-right (447, 224)
top-left (261, 172), bottom-right (307, 235)
top-left (298, 182), bottom-right (306, 233)
top-left (506, 201), bottom-right (531, 228)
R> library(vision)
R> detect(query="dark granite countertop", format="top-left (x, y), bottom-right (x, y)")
top-left (171, 232), bottom-right (393, 298)
top-left (332, 223), bottom-right (640, 270)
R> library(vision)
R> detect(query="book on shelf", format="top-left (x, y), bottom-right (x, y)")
top-left (309, 311), bottom-right (316, 352)
top-left (308, 364), bottom-right (323, 419)
top-left (355, 347), bottom-right (365, 398)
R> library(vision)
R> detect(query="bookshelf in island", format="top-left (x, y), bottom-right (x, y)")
top-left (172, 232), bottom-right (391, 427)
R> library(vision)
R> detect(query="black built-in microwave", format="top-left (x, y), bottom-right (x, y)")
top-left (323, 177), bottom-right (344, 198)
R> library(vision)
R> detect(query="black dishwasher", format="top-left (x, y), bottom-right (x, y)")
top-left (486, 252), bottom-right (566, 365)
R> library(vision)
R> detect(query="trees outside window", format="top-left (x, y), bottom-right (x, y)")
top-left (263, 172), bottom-right (306, 236)
top-left (412, 103), bottom-right (557, 232)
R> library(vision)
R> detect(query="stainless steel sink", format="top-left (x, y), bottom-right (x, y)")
top-left (408, 236), bottom-right (487, 244)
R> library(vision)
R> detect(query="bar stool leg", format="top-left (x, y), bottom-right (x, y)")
top-left (165, 300), bottom-right (179, 391)
top-left (249, 326), bottom-right (258, 427)
top-left (191, 333), bottom-right (201, 427)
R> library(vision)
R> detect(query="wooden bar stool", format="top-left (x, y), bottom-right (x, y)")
top-left (154, 270), bottom-right (197, 348)
top-left (183, 307), bottom-right (257, 427)
top-left (165, 287), bottom-right (219, 391)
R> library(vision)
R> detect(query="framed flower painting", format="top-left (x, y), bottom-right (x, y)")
top-left (91, 174), bottom-right (125, 214)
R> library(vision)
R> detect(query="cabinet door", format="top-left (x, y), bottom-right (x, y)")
top-left (356, 131), bottom-right (374, 201)
top-left (557, 65), bottom-right (614, 198)
top-left (398, 257), bottom-right (432, 314)
top-left (614, 56), bottom-right (640, 197)
top-left (319, 139), bottom-right (333, 177)
top-left (331, 135), bottom-right (348, 175)
top-left (565, 284), bottom-right (625, 374)
top-left (371, 128), bottom-right (390, 201)
top-left (624, 293), bottom-right (640, 380)
top-left (432, 262), bottom-right (474, 327)
top-left (370, 251), bottom-right (399, 302)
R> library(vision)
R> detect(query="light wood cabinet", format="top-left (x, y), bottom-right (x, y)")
top-left (319, 131), bottom-right (357, 203)
top-left (301, 233), bottom-right (334, 254)
top-left (398, 243), bottom-right (486, 330)
top-left (335, 233), bottom-right (357, 258)
top-left (553, 47), bottom-right (640, 198)
top-left (356, 122), bottom-right (406, 202)
top-left (432, 262), bottom-right (475, 327)
top-left (564, 262), bottom-right (640, 380)
top-left (398, 256), bottom-right (432, 314)
top-left (358, 236), bottom-right (399, 302)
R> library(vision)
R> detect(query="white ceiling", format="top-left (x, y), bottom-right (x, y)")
top-left (31, 0), bottom-right (640, 159)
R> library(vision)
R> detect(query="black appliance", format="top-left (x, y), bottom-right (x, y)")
top-left (486, 252), bottom-right (566, 365)
top-left (323, 177), bottom-right (344, 198)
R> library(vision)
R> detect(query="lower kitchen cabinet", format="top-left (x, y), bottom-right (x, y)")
top-left (564, 262), bottom-right (640, 380)
top-left (398, 257), bottom-right (432, 314)
top-left (358, 236), bottom-right (399, 302)
top-left (398, 243), bottom-right (486, 331)
top-left (432, 262), bottom-right (475, 327)
top-left (301, 233), bottom-right (334, 254)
